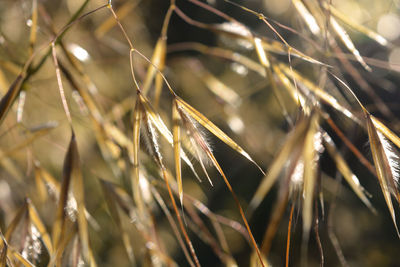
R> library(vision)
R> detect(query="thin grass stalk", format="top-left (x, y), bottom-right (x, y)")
top-left (285, 203), bottom-right (295, 267)
top-left (161, 169), bottom-right (201, 267)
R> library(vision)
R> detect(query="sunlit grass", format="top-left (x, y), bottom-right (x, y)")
top-left (0, 0), bottom-right (399, 266)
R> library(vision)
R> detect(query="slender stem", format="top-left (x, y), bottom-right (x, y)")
top-left (325, 117), bottom-right (376, 176)
top-left (285, 203), bottom-right (295, 267)
top-left (51, 43), bottom-right (72, 124)
top-left (161, 2), bottom-right (176, 39)
top-left (129, 49), bottom-right (141, 92)
top-left (314, 200), bottom-right (324, 267)
top-left (107, 4), bottom-right (134, 49)
top-left (133, 49), bottom-right (177, 96)
top-left (162, 169), bottom-right (201, 267)
top-left (151, 187), bottom-right (195, 267)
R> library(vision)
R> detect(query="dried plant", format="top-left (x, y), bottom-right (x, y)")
top-left (0, 0), bottom-right (399, 266)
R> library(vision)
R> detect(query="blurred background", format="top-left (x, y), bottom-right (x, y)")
top-left (1, 0), bottom-right (400, 266)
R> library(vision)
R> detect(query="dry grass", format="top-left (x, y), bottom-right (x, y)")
top-left (0, 0), bottom-right (400, 266)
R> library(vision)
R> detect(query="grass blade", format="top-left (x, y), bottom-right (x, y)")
top-left (173, 99), bottom-right (184, 206)
top-left (301, 113), bottom-right (319, 240)
top-left (260, 162), bottom-right (295, 257)
top-left (177, 104), bottom-right (214, 185)
top-left (56, 59), bottom-right (126, 177)
top-left (254, 37), bottom-right (270, 68)
top-left (249, 116), bottom-right (310, 212)
top-left (365, 113), bottom-right (400, 236)
top-left (176, 97), bottom-right (265, 175)
top-left (27, 200), bottom-right (54, 256)
top-left (0, 69), bottom-right (9, 94)
top-left (0, 236), bottom-right (7, 267)
top-left (52, 132), bottom-right (72, 258)
top-left (292, 0), bottom-right (320, 35)
top-left (0, 74), bottom-right (23, 126)
top-left (5, 201), bottom-right (28, 241)
top-left (136, 95), bottom-right (200, 266)
top-left (278, 64), bottom-right (360, 123)
top-left (273, 64), bottom-right (307, 108)
top-left (28, 0), bottom-right (38, 56)
top-left (132, 96), bottom-right (144, 216)
top-left (325, 3), bottom-right (389, 47)
top-left (371, 116), bottom-right (400, 151)
top-left (330, 17), bottom-right (371, 71)
top-left (261, 39), bottom-right (327, 66)
top-left (188, 132), bottom-right (265, 265)
top-left (139, 93), bottom-right (200, 179)
top-left (53, 131), bottom-right (91, 262)
top-left (34, 162), bottom-right (62, 199)
top-left (322, 132), bottom-right (374, 211)
top-left (10, 250), bottom-right (35, 267)
top-left (33, 164), bottom-right (50, 203)
top-left (142, 38), bottom-right (166, 101)
top-left (68, 132), bottom-right (90, 262)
